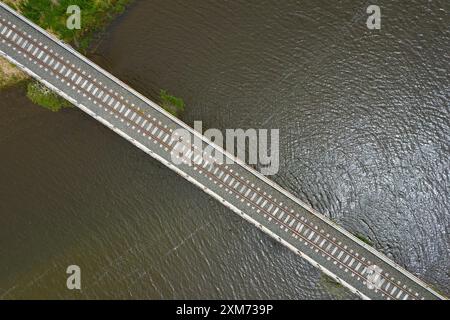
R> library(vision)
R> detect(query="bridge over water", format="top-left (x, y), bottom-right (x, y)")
top-left (0, 2), bottom-right (444, 300)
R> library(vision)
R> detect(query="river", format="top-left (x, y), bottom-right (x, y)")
top-left (0, 0), bottom-right (448, 299)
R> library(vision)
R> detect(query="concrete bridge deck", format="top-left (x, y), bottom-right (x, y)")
top-left (0, 2), bottom-right (444, 300)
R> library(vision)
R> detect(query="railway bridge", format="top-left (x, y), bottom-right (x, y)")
top-left (0, 2), bottom-right (445, 300)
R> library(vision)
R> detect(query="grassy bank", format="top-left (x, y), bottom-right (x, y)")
top-left (0, 0), bottom-right (133, 110)
top-left (320, 273), bottom-right (347, 298)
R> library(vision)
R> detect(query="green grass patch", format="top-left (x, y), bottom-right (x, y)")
top-left (26, 81), bottom-right (72, 111)
top-left (321, 273), bottom-right (342, 287)
top-left (3, 0), bottom-right (134, 109)
top-left (18, 0), bottom-right (132, 52)
top-left (159, 89), bottom-right (185, 116)
top-left (354, 233), bottom-right (373, 246)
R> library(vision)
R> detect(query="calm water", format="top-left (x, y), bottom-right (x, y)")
top-left (0, 0), bottom-right (449, 299)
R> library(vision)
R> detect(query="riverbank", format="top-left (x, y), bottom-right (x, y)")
top-left (0, 0), bottom-right (133, 110)
top-left (0, 55), bottom-right (27, 87)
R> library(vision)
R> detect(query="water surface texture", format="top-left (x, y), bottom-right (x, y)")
top-left (1, 0), bottom-right (449, 298)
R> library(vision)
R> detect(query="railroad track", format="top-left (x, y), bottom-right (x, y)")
top-left (0, 2), bottom-right (445, 300)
